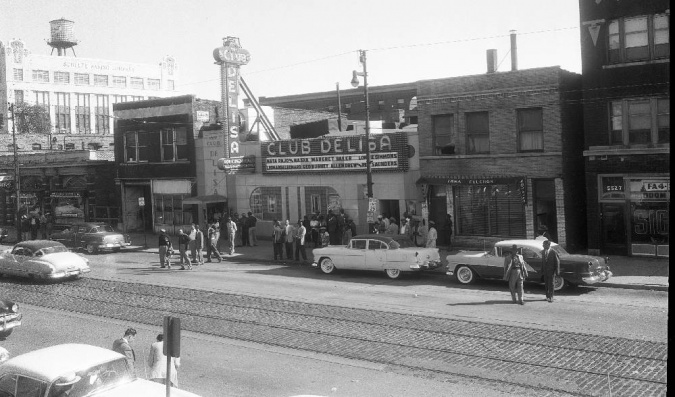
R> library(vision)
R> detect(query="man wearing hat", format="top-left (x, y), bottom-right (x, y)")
top-left (158, 228), bottom-right (172, 269)
top-left (386, 217), bottom-right (398, 235)
top-left (426, 220), bottom-right (437, 248)
top-left (503, 244), bottom-right (528, 305)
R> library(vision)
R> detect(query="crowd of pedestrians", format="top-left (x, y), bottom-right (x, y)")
top-left (372, 213), bottom-right (448, 249)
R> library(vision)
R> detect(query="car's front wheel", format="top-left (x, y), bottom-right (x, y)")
top-left (553, 275), bottom-right (566, 291)
top-left (385, 269), bottom-right (401, 279)
top-left (319, 258), bottom-right (335, 274)
top-left (455, 265), bottom-right (476, 284)
top-left (86, 244), bottom-right (98, 255)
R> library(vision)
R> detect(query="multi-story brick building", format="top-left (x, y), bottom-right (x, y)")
top-left (579, 0), bottom-right (669, 257)
top-left (0, 19), bottom-right (179, 152)
top-left (416, 64), bottom-right (585, 252)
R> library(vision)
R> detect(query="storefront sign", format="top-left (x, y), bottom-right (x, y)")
top-left (261, 132), bottom-right (409, 174)
top-left (629, 179), bottom-right (670, 202)
top-left (196, 111), bottom-right (210, 122)
top-left (213, 37), bottom-right (249, 159)
top-left (217, 155), bottom-right (256, 174)
top-left (50, 191), bottom-right (82, 198)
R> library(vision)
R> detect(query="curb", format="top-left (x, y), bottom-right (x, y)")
top-left (594, 283), bottom-right (668, 292)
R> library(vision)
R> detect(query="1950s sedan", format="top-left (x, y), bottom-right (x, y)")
top-left (446, 239), bottom-right (612, 291)
top-left (0, 343), bottom-right (201, 396)
top-left (0, 240), bottom-right (90, 281)
top-left (312, 234), bottom-right (441, 279)
top-left (51, 222), bottom-right (131, 254)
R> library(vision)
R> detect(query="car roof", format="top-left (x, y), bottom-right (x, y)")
top-left (0, 344), bottom-right (125, 382)
top-left (496, 239), bottom-right (559, 251)
top-left (14, 240), bottom-right (66, 250)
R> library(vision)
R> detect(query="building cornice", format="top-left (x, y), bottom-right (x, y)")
top-left (421, 152), bottom-right (563, 160)
top-left (583, 146), bottom-right (670, 157)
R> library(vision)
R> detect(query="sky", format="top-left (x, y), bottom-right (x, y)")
top-left (1, 0), bottom-right (582, 101)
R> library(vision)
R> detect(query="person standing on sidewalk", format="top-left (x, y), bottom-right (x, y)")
top-left (425, 221), bottom-right (437, 248)
top-left (177, 229), bottom-right (191, 270)
top-left (205, 222), bottom-right (223, 263)
top-left (294, 219), bottom-right (307, 263)
top-left (247, 211), bottom-right (258, 246)
top-left (541, 239), bottom-right (561, 302)
top-left (240, 213), bottom-right (249, 247)
top-left (225, 216), bottom-right (237, 255)
top-left (158, 228), bottom-right (172, 269)
top-left (284, 220), bottom-right (295, 260)
top-left (272, 220), bottom-right (284, 260)
top-left (194, 224), bottom-right (204, 265)
top-left (188, 224), bottom-right (197, 263)
top-left (503, 245), bottom-right (528, 305)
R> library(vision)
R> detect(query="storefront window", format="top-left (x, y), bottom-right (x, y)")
top-left (304, 186), bottom-right (339, 216)
top-left (250, 187), bottom-right (282, 221)
top-left (628, 179), bottom-right (669, 256)
top-left (455, 184), bottom-right (525, 237)
top-left (154, 195), bottom-right (190, 225)
top-left (51, 192), bottom-right (85, 225)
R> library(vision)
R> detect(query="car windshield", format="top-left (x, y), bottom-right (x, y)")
top-left (91, 225), bottom-right (115, 233)
top-left (48, 357), bottom-right (133, 397)
top-left (36, 246), bottom-right (70, 256)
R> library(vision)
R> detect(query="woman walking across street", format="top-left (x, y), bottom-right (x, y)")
top-left (147, 333), bottom-right (180, 387)
top-left (503, 244), bottom-right (528, 305)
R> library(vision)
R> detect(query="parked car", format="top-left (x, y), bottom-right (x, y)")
top-left (446, 239), bottom-right (612, 291)
top-left (0, 240), bottom-right (90, 281)
top-left (311, 234), bottom-right (442, 279)
top-left (51, 222), bottom-right (131, 254)
top-left (0, 343), bottom-right (201, 397)
top-left (0, 299), bottom-right (21, 339)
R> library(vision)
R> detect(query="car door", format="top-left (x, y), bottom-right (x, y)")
top-left (51, 227), bottom-right (74, 246)
top-left (2, 247), bottom-right (30, 277)
top-left (520, 247), bottom-right (541, 281)
top-left (364, 239), bottom-right (388, 271)
top-left (474, 246), bottom-right (505, 279)
top-left (75, 225), bottom-right (90, 248)
top-left (336, 239), bottom-right (366, 269)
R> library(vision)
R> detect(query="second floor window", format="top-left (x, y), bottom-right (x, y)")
top-left (517, 108), bottom-right (544, 152)
top-left (466, 112), bottom-right (489, 154)
top-left (125, 131), bottom-right (150, 162)
top-left (113, 76), bottom-right (126, 88)
top-left (75, 73), bottom-right (90, 85)
top-left (13, 68), bottom-right (23, 81)
top-left (130, 77), bottom-right (144, 89)
top-left (161, 128), bottom-right (189, 161)
top-left (610, 97), bottom-right (670, 145)
top-left (432, 114), bottom-right (454, 155)
top-left (55, 92), bottom-right (71, 132)
top-left (147, 79), bottom-right (160, 90)
top-left (608, 14), bottom-right (670, 64)
top-left (94, 74), bottom-right (108, 86)
top-left (54, 71), bottom-right (70, 84)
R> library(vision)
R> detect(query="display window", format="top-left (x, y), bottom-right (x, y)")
top-left (454, 184), bottom-right (525, 238)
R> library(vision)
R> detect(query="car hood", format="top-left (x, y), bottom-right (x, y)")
top-left (95, 378), bottom-right (201, 397)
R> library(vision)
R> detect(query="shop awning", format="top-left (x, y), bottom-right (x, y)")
top-left (416, 176), bottom-right (525, 185)
top-left (182, 194), bottom-right (227, 205)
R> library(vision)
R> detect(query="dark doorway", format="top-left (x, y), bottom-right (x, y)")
top-left (533, 180), bottom-right (558, 242)
top-left (429, 185), bottom-right (448, 243)
top-left (601, 203), bottom-right (627, 255)
top-left (379, 200), bottom-right (400, 224)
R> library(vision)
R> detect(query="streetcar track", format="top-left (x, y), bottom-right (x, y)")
top-left (2, 278), bottom-right (667, 396)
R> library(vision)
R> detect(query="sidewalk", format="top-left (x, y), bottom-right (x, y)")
top-left (126, 233), bottom-right (669, 292)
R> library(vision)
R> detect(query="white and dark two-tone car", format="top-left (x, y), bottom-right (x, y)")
top-left (312, 234), bottom-right (442, 279)
top-left (0, 343), bottom-right (201, 396)
top-left (446, 239), bottom-right (612, 291)
top-left (0, 240), bottom-right (90, 281)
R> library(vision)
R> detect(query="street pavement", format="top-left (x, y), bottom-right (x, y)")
top-left (125, 233), bottom-right (669, 292)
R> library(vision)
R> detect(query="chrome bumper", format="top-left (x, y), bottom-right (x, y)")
top-left (410, 260), bottom-right (442, 271)
top-left (1, 313), bottom-right (22, 332)
top-left (582, 270), bottom-right (613, 284)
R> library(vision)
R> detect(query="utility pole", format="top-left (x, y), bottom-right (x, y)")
top-left (8, 103), bottom-right (22, 242)
top-left (351, 50), bottom-right (374, 232)
top-left (335, 82), bottom-right (342, 131)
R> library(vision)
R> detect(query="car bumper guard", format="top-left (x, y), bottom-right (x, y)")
top-left (1, 313), bottom-right (22, 332)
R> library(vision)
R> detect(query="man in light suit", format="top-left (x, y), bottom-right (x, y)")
top-left (541, 239), bottom-right (561, 302)
top-left (112, 328), bottom-right (137, 374)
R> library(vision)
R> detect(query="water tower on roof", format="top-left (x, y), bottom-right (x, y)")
top-left (47, 18), bottom-right (78, 56)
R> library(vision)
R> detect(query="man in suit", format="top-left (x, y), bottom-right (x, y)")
top-left (112, 328), bottom-right (137, 374)
top-left (541, 239), bottom-right (561, 302)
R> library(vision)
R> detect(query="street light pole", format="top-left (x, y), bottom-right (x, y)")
top-left (351, 50), bottom-right (374, 232)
